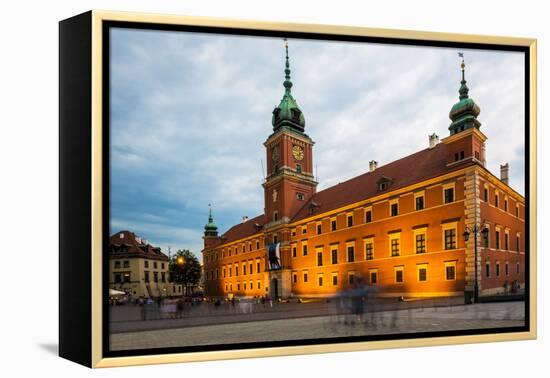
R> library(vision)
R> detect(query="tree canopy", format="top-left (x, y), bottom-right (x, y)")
top-left (169, 249), bottom-right (201, 292)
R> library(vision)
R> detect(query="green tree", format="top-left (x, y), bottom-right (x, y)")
top-left (169, 249), bottom-right (201, 295)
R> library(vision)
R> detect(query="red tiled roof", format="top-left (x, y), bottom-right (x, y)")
top-left (215, 143), bottom-right (477, 245)
top-left (291, 142), bottom-right (475, 222)
top-left (109, 230), bottom-right (169, 261)
top-left (219, 214), bottom-right (265, 245)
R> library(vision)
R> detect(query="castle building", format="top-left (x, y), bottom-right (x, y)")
top-left (201, 43), bottom-right (525, 302)
top-left (109, 230), bottom-right (183, 298)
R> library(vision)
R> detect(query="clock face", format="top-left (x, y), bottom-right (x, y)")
top-left (292, 145), bottom-right (304, 161)
top-left (271, 147), bottom-right (280, 162)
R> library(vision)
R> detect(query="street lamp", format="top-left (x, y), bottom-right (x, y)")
top-left (463, 223), bottom-right (488, 303)
top-left (176, 255), bottom-right (185, 266)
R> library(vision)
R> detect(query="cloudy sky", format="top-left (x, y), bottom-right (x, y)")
top-left (109, 28), bottom-right (525, 260)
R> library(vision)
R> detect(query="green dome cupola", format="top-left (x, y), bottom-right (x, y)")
top-left (449, 54), bottom-right (481, 135)
top-left (272, 39), bottom-right (306, 133)
top-left (204, 205), bottom-right (218, 237)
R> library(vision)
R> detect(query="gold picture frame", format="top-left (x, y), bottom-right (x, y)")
top-left (59, 10), bottom-right (537, 368)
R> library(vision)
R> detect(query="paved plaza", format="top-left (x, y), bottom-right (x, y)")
top-left (109, 299), bottom-right (525, 351)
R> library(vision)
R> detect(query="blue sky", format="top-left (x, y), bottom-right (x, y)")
top-left (109, 28), bottom-right (525, 260)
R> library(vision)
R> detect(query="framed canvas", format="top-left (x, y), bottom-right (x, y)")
top-left (59, 10), bottom-right (537, 368)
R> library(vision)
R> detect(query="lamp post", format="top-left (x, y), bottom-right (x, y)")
top-left (176, 255), bottom-right (186, 296)
top-left (463, 223), bottom-right (488, 303)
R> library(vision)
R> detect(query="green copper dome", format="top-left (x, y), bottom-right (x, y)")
top-left (448, 58), bottom-right (481, 135)
top-left (272, 39), bottom-right (305, 133)
top-left (204, 206), bottom-right (218, 237)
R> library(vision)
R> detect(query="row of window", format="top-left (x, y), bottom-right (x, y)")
top-left (485, 260), bottom-right (521, 278)
top-left (292, 225), bottom-right (459, 263)
top-left (291, 187), bottom-right (456, 238)
top-left (113, 260), bottom-right (166, 270)
top-left (482, 186), bottom-right (522, 217)
top-left (113, 271), bottom-right (167, 283)
top-left (205, 260), bottom-right (263, 281)
top-left (291, 262), bottom-right (456, 287)
top-left (224, 280), bottom-right (262, 292)
top-left (205, 240), bottom-right (264, 263)
top-left (481, 228), bottom-right (521, 252)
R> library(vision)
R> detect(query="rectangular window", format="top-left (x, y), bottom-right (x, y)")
top-left (395, 267), bottom-right (404, 283)
top-left (303, 272), bottom-right (309, 283)
top-left (415, 196), bottom-right (424, 211)
top-left (369, 270), bottom-right (378, 284)
top-left (237, 283), bottom-right (241, 291)
top-left (347, 245), bottom-right (355, 262)
top-left (144, 271), bottom-right (150, 283)
top-left (505, 232), bottom-right (509, 250)
top-left (331, 219), bottom-right (337, 231)
top-left (257, 281), bottom-right (261, 289)
top-left (317, 251), bottom-right (323, 266)
top-left (486, 262), bottom-right (491, 277)
top-left (505, 262), bottom-right (509, 276)
top-left (123, 260), bottom-right (130, 268)
top-left (390, 202), bottom-right (399, 216)
top-left (496, 262), bottom-right (501, 277)
top-left (292, 246), bottom-right (297, 258)
top-left (257, 260), bottom-right (261, 273)
top-left (235, 266), bottom-right (239, 276)
top-left (153, 261), bottom-right (158, 269)
top-left (143, 261), bottom-right (148, 269)
top-left (516, 235), bottom-right (520, 252)
top-left (483, 229), bottom-right (490, 248)
top-left (229, 266), bottom-right (232, 277)
top-left (302, 226), bottom-right (307, 234)
top-left (292, 272), bottom-right (297, 284)
top-left (243, 264), bottom-right (247, 275)
top-left (365, 242), bottom-right (374, 260)
top-left (114, 273), bottom-right (122, 283)
top-left (161, 272), bottom-right (166, 283)
top-left (114, 261), bottom-right (121, 269)
top-left (123, 272), bottom-right (130, 283)
top-left (256, 241), bottom-right (260, 249)
top-left (302, 244), bottom-right (308, 256)
top-left (153, 271), bottom-right (158, 283)
top-left (516, 205), bottom-right (520, 217)
top-left (365, 210), bottom-right (372, 223)
top-left (504, 200), bottom-right (508, 212)
top-left (318, 275), bottom-right (323, 287)
top-left (415, 233), bottom-right (426, 254)
top-left (291, 229), bottom-right (296, 237)
top-left (331, 248), bottom-right (338, 264)
top-left (316, 224), bottom-right (322, 235)
top-left (332, 274), bottom-right (338, 286)
top-left (444, 188), bottom-right (454, 203)
top-left (516, 262), bottom-right (520, 274)
top-left (223, 268), bottom-right (226, 278)
top-left (495, 194), bottom-right (499, 208)
top-left (347, 214), bottom-right (354, 227)
top-left (444, 228), bottom-right (457, 250)
top-left (445, 262), bottom-right (456, 281)
top-left (484, 187), bottom-right (488, 202)
top-left (496, 230), bottom-right (500, 249)
top-left (391, 237), bottom-right (400, 257)
top-left (418, 265), bottom-right (427, 282)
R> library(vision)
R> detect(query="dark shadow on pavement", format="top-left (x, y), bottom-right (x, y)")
top-left (38, 343), bottom-right (58, 356)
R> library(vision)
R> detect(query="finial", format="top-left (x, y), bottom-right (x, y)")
top-left (283, 38), bottom-right (293, 94)
top-left (208, 203), bottom-right (213, 222)
top-left (457, 52), bottom-right (469, 100)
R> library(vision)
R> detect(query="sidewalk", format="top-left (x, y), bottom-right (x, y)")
top-left (110, 301), bottom-right (525, 351)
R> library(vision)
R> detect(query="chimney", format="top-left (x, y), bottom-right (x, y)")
top-left (429, 133), bottom-right (439, 148)
top-left (500, 163), bottom-right (509, 185)
top-left (369, 160), bottom-right (378, 172)
top-left (242, 215), bottom-right (249, 223)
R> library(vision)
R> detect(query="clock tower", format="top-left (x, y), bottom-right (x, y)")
top-left (263, 40), bottom-right (317, 231)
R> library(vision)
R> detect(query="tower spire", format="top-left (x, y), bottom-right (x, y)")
top-left (283, 38), bottom-right (293, 94)
top-left (458, 52), bottom-right (469, 100)
top-left (272, 38), bottom-right (305, 133)
top-left (204, 203), bottom-right (218, 237)
top-left (448, 52), bottom-right (481, 135)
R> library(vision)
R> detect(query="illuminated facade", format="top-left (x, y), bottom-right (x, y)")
top-left (201, 46), bottom-right (525, 301)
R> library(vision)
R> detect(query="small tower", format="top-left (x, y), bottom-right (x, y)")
top-left (448, 54), bottom-right (482, 135)
top-left (442, 53), bottom-right (487, 167)
top-left (203, 204), bottom-right (220, 250)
